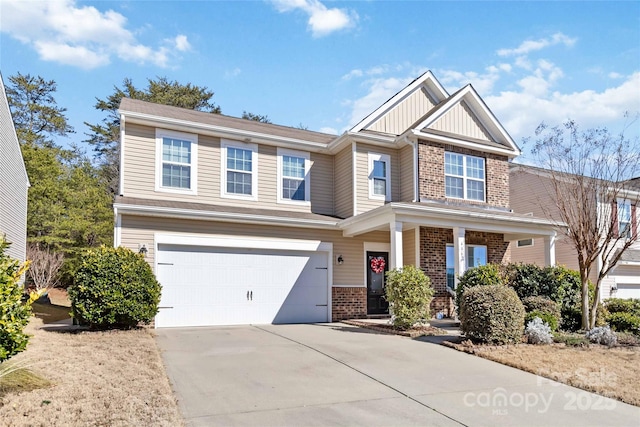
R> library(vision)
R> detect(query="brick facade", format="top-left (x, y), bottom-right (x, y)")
top-left (419, 226), bottom-right (511, 316)
top-left (417, 140), bottom-right (510, 209)
top-left (332, 287), bottom-right (367, 321)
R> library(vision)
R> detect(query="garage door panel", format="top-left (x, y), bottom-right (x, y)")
top-left (616, 284), bottom-right (640, 299)
top-left (155, 244), bottom-right (329, 327)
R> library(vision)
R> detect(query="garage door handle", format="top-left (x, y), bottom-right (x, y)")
top-left (247, 291), bottom-right (253, 301)
top-left (316, 304), bottom-right (328, 307)
top-left (158, 306), bottom-right (174, 309)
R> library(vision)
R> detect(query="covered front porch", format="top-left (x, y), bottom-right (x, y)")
top-left (340, 202), bottom-right (560, 316)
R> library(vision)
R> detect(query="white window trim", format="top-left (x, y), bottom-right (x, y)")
top-left (517, 238), bottom-right (534, 248)
top-left (617, 198), bottom-right (632, 239)
top-left (466, 244), bottom-right (488, 268)
top-left (221, 139), bottom-right (258, 201)
top-left (155, 128), bottom-right (198, 195)
top-left (277, 148), bottom-right (310, 205)
top-left (368, 152), bottom-right (391, 201)
top-left (444, 152), bottom-right (486, 202)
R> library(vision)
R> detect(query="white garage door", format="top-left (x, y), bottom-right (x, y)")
top-left (616, 284), bottom-right (640, 299)
top-left (155, 244), bottom-right (329, 327)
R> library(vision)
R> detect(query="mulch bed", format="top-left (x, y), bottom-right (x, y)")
top-left (342, 319), bottom-right (448, 338)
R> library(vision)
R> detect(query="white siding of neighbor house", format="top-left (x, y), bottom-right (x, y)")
top-left (333, 146), bottom-right (352, 218)
top-left (430, 101), bottom-right (492, 142)
top-left (122, 123), bottom-right (334, 215)
top-left (120, 215), bottom-right (389, 287)
top-left (0, 75), bottom-right (28, 263)
top-left (367, 88), bottom-right (436, 135)
top-left (355, 143), bottom-right (399, 215)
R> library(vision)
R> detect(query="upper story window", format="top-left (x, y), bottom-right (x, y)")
top-left (618, 199), bottom-right (632, 238)
top-left (221, 140), bottom-right (258, 200)
top-left (368, 153), bottom-right (391, 201)
top-left (155, 129), bottom-right (197, 195)
top-left (277, 148), bottom-right (310, 204)
top-left (445, 152), bottom-right (485, 202)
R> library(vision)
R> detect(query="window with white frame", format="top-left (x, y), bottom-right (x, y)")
top-left (221, 140), bottom-right (258, 200)
top-left (517, 238), bottom-right (534, 248)
top-left (368, 153), bottom-right (391, 201)
top-left (618, 199), bottom-right (632, 238)
top-left (277, 148), bottom-right (309, 203)
top-left (445, 244), bottom-right (487, 290)
top-left (444, 152), bottom-right (485, 201)
top-left (156, 129), bottom-right (197, 194)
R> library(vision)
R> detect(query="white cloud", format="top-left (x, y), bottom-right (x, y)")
top-left (497, 32), bottom-right (577, 57)
top-left (0, 0), bottom-right (190, 69)
top-left (345, 76), bottom-right (413, 129)
top-left (437, 67), bottom-right (502, 94)
top-left (342, 69), bottom-right (363, 80)
top-left (270, 0), bottom-right (358, 37)
top-left (609, 72), bottom-right (624, 79)
top-left (224, 68), bottom-right (242, 79)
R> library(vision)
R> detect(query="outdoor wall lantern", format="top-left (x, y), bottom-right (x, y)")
top-left (138, 244), bottom-right (148, 257)
top-left (337, 255), bottom-right (344, 265)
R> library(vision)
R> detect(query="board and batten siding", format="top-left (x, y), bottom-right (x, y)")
top-left (333, 146), bottom-right (352, 218)
top-left (120, 215), bottom-right (389, 286)
top-left (367, 88), bottom-right (436, 135)
top-left (355, 143), bottom-right (399, 215)
top-left (123, 124), bottom-right (333, 214)
top-left (399, 144), bottom-right (415, 202)
top-left (430, 101), bottom-right (492, 142)
top-left (0, 75), bottom-right (28, 263)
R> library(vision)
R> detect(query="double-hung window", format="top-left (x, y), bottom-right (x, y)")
top-left (445, 152), bottom-right (485, 201)
top-left (368, 153), bottom-right (391, 201)
top-left (278, 148), bottom-right (310, 203)
top-left (221, 140), bottom-right (258, 200)
top-left (156, 129), bottom-right (197, 195)
top-left (446, 244), bottom-right (487, 290)
top-left (618, 199), bottom-right (632, 238)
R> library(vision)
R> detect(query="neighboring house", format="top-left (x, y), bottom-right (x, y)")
top-left (0, 72), bottom-right (29, 264)
top-left (511, 164), bottom-right (640, 300)
top-left (114, 71), bottom-right (558, 328)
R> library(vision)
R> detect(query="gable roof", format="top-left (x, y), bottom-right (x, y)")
top-left (350, 71), bottom-right (449, 134)
top-left (0, 73), bottom-right (29, 185)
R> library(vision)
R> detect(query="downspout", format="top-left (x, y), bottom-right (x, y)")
top-left (119, 114), bottom-right (126, 196)
top-left (113, 206), bottom-right (121, 248)
top-left (352, 141), bottom-right (358, 216)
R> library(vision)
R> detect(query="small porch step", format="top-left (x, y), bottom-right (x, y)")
top-left (366, 314), bottom-right (391, 319)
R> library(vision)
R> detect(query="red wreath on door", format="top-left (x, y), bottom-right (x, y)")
top-left (370, 257), bottom-right (386, 274)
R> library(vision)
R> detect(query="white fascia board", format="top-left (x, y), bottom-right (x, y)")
top-left (114, 203), bottom-right (340, 230)
top-left (155, 232), bottom-right (331, 252)
top-left (121, 110), bottom-right (331, 153)
top-left (327, 131), bottom-right (396, 154)
top-left (410, 130), bottom-right (519, 158)
top-left (350, 71), bottom-right (449, 133)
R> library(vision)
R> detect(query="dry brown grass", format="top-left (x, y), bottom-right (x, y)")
top-left (449, 341), bottom-right (640, 407)
top-left (0, 317), bottom-right (184, 426)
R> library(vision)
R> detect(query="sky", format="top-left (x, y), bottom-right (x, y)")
top-left (1, 0), bottom-right (639, 164)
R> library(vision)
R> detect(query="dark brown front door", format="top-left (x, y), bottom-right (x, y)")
top-left (367, 251), bottom-right (389, 315)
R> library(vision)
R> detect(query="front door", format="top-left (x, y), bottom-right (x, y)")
top-left (367, 251), bottom-right (389, 315)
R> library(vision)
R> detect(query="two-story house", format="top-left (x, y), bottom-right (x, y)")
top-left (0, 73), bottom-right (29, 264)
top-left (511, 164), bottom-right (640, 301)
top-left (114, 71), bottom-right (558, 328)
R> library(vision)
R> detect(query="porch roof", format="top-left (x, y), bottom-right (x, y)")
top-left (340, 201), bottom-right (564, 240)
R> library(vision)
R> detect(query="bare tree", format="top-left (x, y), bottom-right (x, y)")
top-left (531, 119), bottom-right (640, 329)
top-left (26, 243), bottom-right (64, 291)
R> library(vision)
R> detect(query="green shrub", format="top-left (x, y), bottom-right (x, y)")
top-left (604, 298), bottom-right (640, 317)
top-left (69, 246), bottom-right (161, 329)
top-left (525, 310), bottom-right (559, 332)
top-left (455, 264), bottom-right (506, 308)
top-left (522, 295), bottom-right (560, 317)
top-left (0, 239), bottom-right (32, 362)
top-left (607, 312), bottom-right (640, 335)
top-left (385, 265), bottom-right (434, 330)
top-left (459, 285), bottom-right (525, 344)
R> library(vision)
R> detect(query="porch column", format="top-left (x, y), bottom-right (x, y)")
top-left (544, 233), bottom-right (556, 266)
top-left (389, 221), bottom-right (403, 269)
top-left (453, 227), bottom-right (466, 288)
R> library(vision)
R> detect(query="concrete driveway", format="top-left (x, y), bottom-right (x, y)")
top-left (156, 323), bottom-right (640, 427)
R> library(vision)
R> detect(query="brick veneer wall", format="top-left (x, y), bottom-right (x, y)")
top-left (417, 140), bottom-right (510, 209)
top-left (332, 287), bottom-right (367, 321)
top-left (419, 227), bottom-right (511, 317)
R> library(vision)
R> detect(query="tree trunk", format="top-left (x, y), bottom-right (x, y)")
top-left (589, 281), bottom-right (602, 329)
top-left (581, 277), bottom-right (590, 331)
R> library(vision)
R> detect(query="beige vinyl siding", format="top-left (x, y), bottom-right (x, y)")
top-left (334, 146), bottom-right (353, 218)
top-left (0, 77), bottom-right (28, 263)
top-left (120, 215), bottom-right (389, 286)
top-left (355, 143), bottom-right (399, 214)
top-left (399, 144), bottom-right (415, 202)
top-left (310, 152), bottom-right (334, 215)
top-left (430, 101), bottom-right (492, 141)
top-left (402, 228), bottom-right (416, 267)
top-left (123, 124), bottom-right (330, 214)
top-left (367, 88), bottom-right (435, 134)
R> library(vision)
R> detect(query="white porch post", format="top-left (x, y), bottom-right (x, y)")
top-left (544, 233), bottom-right (556, 266)
top-left (453, 227), bottom-right (466, 288)
top-left (390, 221), bottom-right (403, 269)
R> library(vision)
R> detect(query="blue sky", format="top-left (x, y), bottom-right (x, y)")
top-left (1, 0), bottom-right (639, 163)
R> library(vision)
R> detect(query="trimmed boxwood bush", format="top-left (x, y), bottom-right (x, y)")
top-left (385, 265), bottom-right (434, 330)
top-left (604, 298), bottom-right (640, 317)
top-left (455, 264), bottom-right (506, 308)
top-left (525, 310), bottom-right (559, 332)
top-left (459, 284), bottom-right (525, 344)
top-left (522, 296), bottom-right (560, 331)
top-left (0, 239), bottom-right (33, 362)
top-left (69, 246), bottom-right (161, 329)
top-left (607, 312), bottom-right (640, 335)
